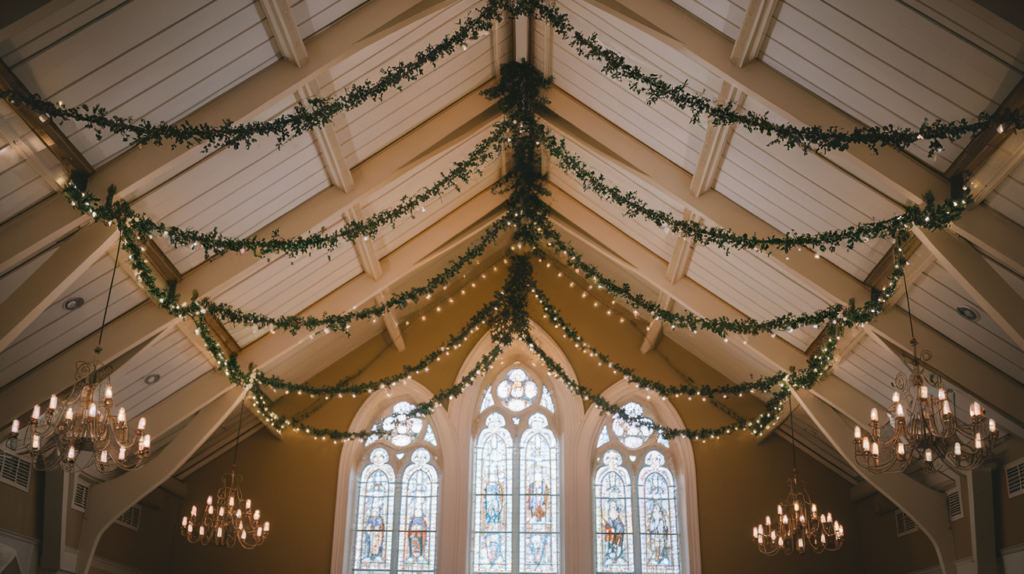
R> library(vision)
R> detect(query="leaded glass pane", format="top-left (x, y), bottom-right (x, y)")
top-left (519, 413), bottom-right (558, 573)
top-left (612, 402), bottom-right (653, 449)
top-left (597, 426), bottom-right (610, 448)
top-left (398, 449), bottom-right (439, 573)
top-left (424, 425), bottom-right (437, 446)
top-left (595, 451), bottom-right (633, 573)
top-left (638, 452), bottom-right (679, 574)
top-left (473, 413), bottom-right (513, 573)
top-left (656, 432), bottom-right (669, 448)
top-left (496, 368), bottom-right (538, 412)
top-left (354, 449), bottom-right (396, 572)
top-left (540, 386), bottom-right (555, 412)
top-left (382, 402), bottom-right (423, 447)
top-left (481, 386), bottom-right (495, 412)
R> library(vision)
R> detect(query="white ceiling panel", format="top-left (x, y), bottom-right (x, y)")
top-left (108, 328), bottom-right (213, 419)
top-left (984, 159), bottom-right (1024, 228)
top-left (761, 0), bottom-right (1022, 172)
top-left (668, 0), bottom-right (747, 40)
top-left (0, 253), bottom-right (147, 388)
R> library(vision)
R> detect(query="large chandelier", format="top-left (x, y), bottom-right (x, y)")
top-left (6, 239), bottom-right (151, 473)
top-left (181, 394), bottom-right (269, 549)
top-left (852, 280), bottom-right (997, 473)
top-left (754, 395), bottom-right (844, 555)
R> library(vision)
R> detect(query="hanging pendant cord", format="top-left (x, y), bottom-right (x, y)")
top-left (95, 231), bottom-right (122, 352)
top-left (897, 239), bottom-right (917, 342)
top-left (789, 393), bottom-right (797, 472)
top-left (232, 391), bottom-right (248, 467)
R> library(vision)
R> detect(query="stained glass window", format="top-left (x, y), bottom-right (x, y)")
top-left (481, 386), bottom-right (495, 412)
top-left (473, 412), bottom-right (514, 573)
top-left (595, 402), bottom-right (682, 574)
top-left (595, 451), bottom-right (633, 573)
top-left (353, 403), bottom-right (440, 574)
top-left (398, 449), bottom-right (439, 573)
top-left (637, 452), bottom-right (679, 573)
top-left (354, 448), bottom-right (396, 572)
top-left (520, 413), bottom-right (558, 573)
top-left (496, 368), bottom-right (538, 412)
top-left (472, 368), bottom-right (561, 573)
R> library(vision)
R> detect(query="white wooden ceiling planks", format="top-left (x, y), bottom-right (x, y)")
top-left (4, 0), bottom-right (280, 168)
top-left (761, 0), bottom-right (1023, 172)
top-left (985, 159), bottom-right (1024, 227)
top-left (668, 0), bottom-right (747, 40)
top-left (0, 254), bottom-right (146, 388)
top-left (0, 102), bottom-right (66, 225)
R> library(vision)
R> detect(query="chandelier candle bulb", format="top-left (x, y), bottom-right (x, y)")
top-left (67, 446), bottom-right (76, 460)
top-left (100, 450), bottom-right (108, 463)
top-left (955, 442), bottom-right (962, 456)
top-left (870, 408), bottom-right (878, 422)
top-left (10, 420), bottom-right (19, 435)
top-left (48, 395), bottom-right (57, 411)
top-left (138, 417), bottom-right (146, 431)
top-left (31, 405), bottom-right (40, 421)
top-left (31, 434), bottom-right (39, 450)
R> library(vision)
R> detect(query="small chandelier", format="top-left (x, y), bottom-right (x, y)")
top-left (754, 395), bottom-right (844, 555)
top-left (6, 238), bottom-right (151, 473)
top-left (852, 276), bottom-right (998, 473)
top-left (181, 393), bottom-right (269, 549)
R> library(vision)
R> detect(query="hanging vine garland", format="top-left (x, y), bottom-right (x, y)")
top-left (16, 0), bottom-right (987, 445)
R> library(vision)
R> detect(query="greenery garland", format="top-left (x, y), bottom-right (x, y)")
top-left (7, 0), bottom-right (1015, 159)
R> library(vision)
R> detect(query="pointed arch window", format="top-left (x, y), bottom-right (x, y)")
top-left (352, 402), bottom-right (440, 574)
top-left (473, 367), bottom-right (560, 573)
top-left (594, 403), bottom-right (681, 574)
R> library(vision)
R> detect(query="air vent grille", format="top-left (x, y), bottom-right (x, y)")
top-left (0, 450), bottom-right (31, 491)
top-left (73, 481), bottom-right (89, 512)
top-left (896, 509), bottom-right (918, 536)
top-left (947, 491), bottom-right (963, 521)
top-left (115, 505), bottom-right (141, 530)
top-left (1008, 459), bottom-right (1024, 499)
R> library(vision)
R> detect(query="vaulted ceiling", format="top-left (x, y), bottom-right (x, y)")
top-left (2, 0), bottom-right (1023, 501)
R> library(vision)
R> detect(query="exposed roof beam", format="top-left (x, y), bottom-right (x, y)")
top-left (0, 223), bottom-right (116, 351)
top-left (0, 0), bottom-right (458, 274)
top-left (345, 206), bottom-right (383, 280)
top-left (952, 207), bottom-right (1024, 277)
top-left (690, 82), bottom-right (744, 197)
top-left (0, 101), bottom-right (68, 191)
top-left (795, 385), bottom-right (957, 574)
top-left (946, 76), bottom-right (1024, 181)
top-left (0, 94), bottom-right (498, 426)
top-left (731, 0), bottom-right (779, 67)
top-left (258, 0), bottom-right (309, 67)
top-left (665, 213), bottom-right (697, 284)
top-left (640, 292), bottom-right (672, 354)
top-left (298, 78), bottom-right (355, 192)
top-left (914, 227), bottom-right (1024, 350)
top-left (580, 0), bottom-right (946, 208)
top-left (376, 290), bottom-right (407, 352)
top-left (543, 86), bottom-right (1024, 435)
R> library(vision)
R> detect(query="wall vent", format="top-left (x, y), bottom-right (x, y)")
top-left (947, 490), bottom-right (963, 521)
top-left (1007, 458), bottom-right (1024, 499)
top-left (896, 509), bottom-right (918, 536)
top-left (72, 479), bottom-right (90, 512)
top-left (0, 450), bottom-right (31, 492)
top-left (115, 505), bottom-right (142, 530)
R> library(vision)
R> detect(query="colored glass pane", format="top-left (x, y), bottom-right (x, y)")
top-left (594, 451), bottom-right (633, 573)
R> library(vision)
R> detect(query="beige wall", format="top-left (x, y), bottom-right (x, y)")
top-left (0, 471), bottom-right (42, 539)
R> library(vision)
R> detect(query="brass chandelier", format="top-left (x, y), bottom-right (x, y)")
top-left (754, 395), bottom-right (844, 555)
top-left (852, 275), bottom-right (998, 473)
top-left (181, 394), bottom-right (270, 549)
top-left (6, 238), bottom-right (151, 473)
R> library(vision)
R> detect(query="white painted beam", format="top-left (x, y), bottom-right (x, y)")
top-left (0, 0), bottom-right (459, 275)
top-left (514, 15), bottom-right (530, 62)
top-left (345, 206), bottom-right (383, 280)
top-left (731, 0), bottom-right (779, 67)
top-left (914, 227), bottom-right (1024, 351)
top-left (74, 387), bottom-right (245, 574)
top-left (376, 290), bottom-right (406, 352)
top-left (0, 102), bottom-right (67, 191)
top-left (640, 292), bottom-right (673, 354)
top-left (690, 82), bottom-right (744, 197)
top-left (0, 90), bottom-right (498, 426)
top-left (795, 386), bottom-right (957, 574)
top-left (964, 130), bottom-right (1024, 204)
top-left (0, 223), bottom-right (116, 351)
top-left (665, 215), bottom-right (696, 284)
top-left (953, 206), bottom-right (1024, 278)
top-left (258, 0), bottom-right (308, 67)
top-left (298, 79), bottom-right (355, 192)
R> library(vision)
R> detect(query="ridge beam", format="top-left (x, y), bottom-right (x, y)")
top-left (258, 0), bottom-right (308, 67)
top-left (731, 0), bottom-right (779, 67)
top-left (376, 290), bottom-right (406, 352)
top-left (690, 82), bottom-right (744, 197)
top-left (666, 212), bottom-right (697, 284)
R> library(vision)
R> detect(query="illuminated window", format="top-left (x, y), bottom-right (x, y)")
top-left (473, 368), bottom-right (560, 573)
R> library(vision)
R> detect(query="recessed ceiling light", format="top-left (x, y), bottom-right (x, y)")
top-left (956, 306), bottom-right (979, 321)
top-left (63, 297), bottom-right (85, 311)
top-left (144, 374), bottom-right (161, 385)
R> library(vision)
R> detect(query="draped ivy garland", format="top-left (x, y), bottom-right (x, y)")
top-left (10, 0), bottom-right (984, 443)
